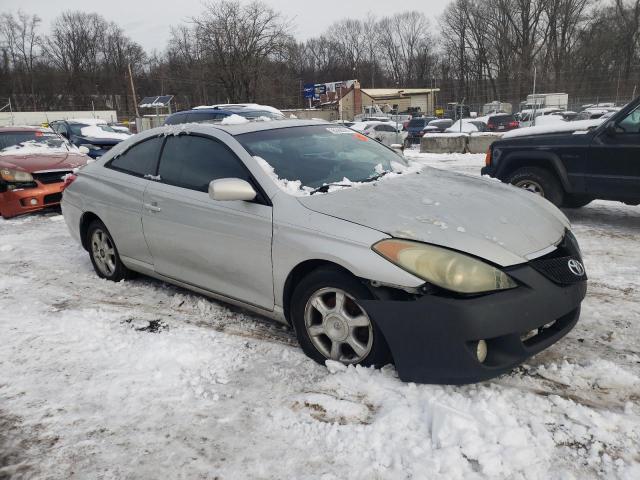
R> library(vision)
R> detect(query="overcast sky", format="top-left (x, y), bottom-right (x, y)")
top-left (2, 0), bottom-right (451, 52)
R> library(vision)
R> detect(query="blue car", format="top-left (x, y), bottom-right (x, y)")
top-left (50, 120), bottom-right (130, 159)
top-left (405, 116), bottom-right (438, 145)
top-left (165, 104), bottom-right (285, 126)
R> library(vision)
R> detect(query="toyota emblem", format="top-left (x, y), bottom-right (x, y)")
top-left (567, 259), bottom-right (585, 276)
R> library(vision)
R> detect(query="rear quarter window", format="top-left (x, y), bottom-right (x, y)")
top-left (107, 137), bottom-right (164, 177)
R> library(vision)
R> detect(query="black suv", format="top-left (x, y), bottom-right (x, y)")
top-left (482, 97), bottom-right (640, 208)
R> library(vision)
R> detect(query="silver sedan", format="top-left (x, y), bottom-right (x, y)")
top-left (61, 120), bottom-right (587, 384)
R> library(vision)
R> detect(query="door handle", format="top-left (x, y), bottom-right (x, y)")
top-left (144, 202), bottom-right (162, 212)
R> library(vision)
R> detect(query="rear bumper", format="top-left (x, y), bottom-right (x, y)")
top-left (361, 265), bottom-right (586, 384)
top-left (0, 182), bottom-right (64, 219)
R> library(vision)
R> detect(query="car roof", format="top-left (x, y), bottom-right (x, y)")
top-left (161, 119), bottom-right (328, 136)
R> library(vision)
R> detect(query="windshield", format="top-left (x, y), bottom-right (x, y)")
top-left (237, 125), bottom-right (407, 189)
top-left (0, 131), bottom-right (66, 151)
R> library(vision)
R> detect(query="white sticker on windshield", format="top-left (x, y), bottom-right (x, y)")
top-left (326, 127), bottom-right (353, 135)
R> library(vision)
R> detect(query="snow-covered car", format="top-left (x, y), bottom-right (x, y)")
top-left (350, 121), bottom-right (407, 147)
top-left (50, 119), bottom-right (130, 159)
top-left (61, 120), bottom-right (587, 384)
top-left (445, 119), bottom-right (488, 133)
top-left (0, 127), bottom-right (89, 218)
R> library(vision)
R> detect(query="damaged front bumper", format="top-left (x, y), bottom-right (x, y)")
top-left (361, 264), bottom-right (587, 385)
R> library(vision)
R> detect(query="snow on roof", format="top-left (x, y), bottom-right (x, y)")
top-left (220, 114), bottom-right (250, 126)
top-left (503, 119), bottom-right (604, 139)
top-left (69, 118), bottom-right (107, 125)
top-left (361, 88), bottom-right (438, 98)
top-left (193, 103), bottom-right (284, 116)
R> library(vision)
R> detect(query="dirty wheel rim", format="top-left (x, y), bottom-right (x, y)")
top-left (514, 179), bottom-right (545, 197)
top-left (91, 229), bottom-right (117, 277)
top-left (304, 287), bottom-right (373, 364)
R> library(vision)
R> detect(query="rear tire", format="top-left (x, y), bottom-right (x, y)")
top-left (86, 220), bottom-right (131, 281)
top-left (562, 194), bottom-right (593, 209)
top-left (506, 167), bottom-right (564, 207)
top-left (290, 267), bottom-right (391, 368)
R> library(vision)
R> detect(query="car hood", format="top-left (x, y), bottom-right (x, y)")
top-left (297, 168), bottom-right (569, 267)
top-left (0, 152), bottom-right (88, 172)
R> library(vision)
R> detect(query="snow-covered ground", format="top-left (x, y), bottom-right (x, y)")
top-left (1, 151), bottom-right (639, 479)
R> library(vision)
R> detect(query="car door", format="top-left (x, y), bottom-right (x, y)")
top-left (141, 133), bottom-right (274, 310)
top-left (587, 103), bottom-right (640, 200)
top-left (99, 136), bottom-right (164, 268)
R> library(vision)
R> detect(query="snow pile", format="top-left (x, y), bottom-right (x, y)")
top-left (254, 155), bottom-right (312, 196)
top-left (503, 119), bottom-right (604, 138)
top-left (80, 125), bottom-right (130, 140)
top-left (220, 114), bottom-right (250, 126)
top-left (445, 120), bottom-right (481, 133)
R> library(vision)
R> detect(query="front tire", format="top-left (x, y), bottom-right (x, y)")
top-left (506, 167), bottom-right (564, 207)
top-left (290, 267), bottom-right (391, 368)
top-left (86, 220), bottom-right (131, 281)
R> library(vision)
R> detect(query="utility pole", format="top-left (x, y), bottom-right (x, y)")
top-left (531, 67), bottom-right (537, 127)
top-left (128, 63), bottom-right (140, 118)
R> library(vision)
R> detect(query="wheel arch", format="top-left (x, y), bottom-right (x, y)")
top-left (282, 259), bottom-right (357, 325)
top-left (79, 211), bottom-right (103, 251)
top-left (497, 151), bottom-right (571, 191)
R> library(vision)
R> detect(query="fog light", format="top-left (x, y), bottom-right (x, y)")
top-left (476, 340), bottom-right (487, 363)
top-left (29, 198), bottom-right (38, 206)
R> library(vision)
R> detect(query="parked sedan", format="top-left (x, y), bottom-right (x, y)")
top-left (61, 120), bottom-right (586, 384)
top-left (50, 119), bottom-right (130, 159)
top-left (351, 121), bottom-right (407, 147)
top-left (1, 129), bottom-right (89, 218)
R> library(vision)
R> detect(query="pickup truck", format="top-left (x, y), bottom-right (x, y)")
top-left (482, 97), bottom-right (640, 208)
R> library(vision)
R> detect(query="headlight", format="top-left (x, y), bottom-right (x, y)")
top-left (373, 239), bottom-right (518, 294)
top-left (0, 168), bottom-right (34, 182)
top-left (79, 143), bottom-right (101, 151)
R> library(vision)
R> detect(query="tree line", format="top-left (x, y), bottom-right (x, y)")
top-left (1, 0), bottom-right (640, 118)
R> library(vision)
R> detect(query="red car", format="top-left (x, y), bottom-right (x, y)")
top-left (486, 114), bottom-right (519, 132)
top-left (0, 127), bottom-right (89, 219)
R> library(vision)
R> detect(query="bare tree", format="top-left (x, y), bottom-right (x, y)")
top-left (192, 0), bottom-right (292, 102)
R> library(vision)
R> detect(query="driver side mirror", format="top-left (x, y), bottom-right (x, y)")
top-left (605, 122), bottom-right (617, 137)
top-left (208, 178), bottom-right (257, 202)
top-left (390, 144), bottom-right (404, 155)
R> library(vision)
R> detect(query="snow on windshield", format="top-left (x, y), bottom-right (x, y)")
top-left (220, 114), bottom-right (250, 125)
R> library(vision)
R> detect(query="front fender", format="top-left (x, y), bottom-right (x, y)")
top-left (495, 149), bottom-right (571, 191)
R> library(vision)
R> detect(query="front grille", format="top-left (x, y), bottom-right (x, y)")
top-left (530, 231), bottom-right (587, 285)
top-left (33, 171), bottom-right (72, 184)
top-left (43, 192), bottom-right (62, 204)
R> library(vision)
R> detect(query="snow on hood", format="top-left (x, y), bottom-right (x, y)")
top-left (0, 140), bottom-right (76, 157)
top-left (503, 119), bottom-right (604, 139)
top-left (298, 168), bottom-right (569, 267)
top-left (79, 125), bottom-right (130, 140)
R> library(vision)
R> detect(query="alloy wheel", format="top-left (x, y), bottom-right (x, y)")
top-left (91, 229), bottom-right (117, 277)
top-left (303, 287), bottom-right (374, 364)
top-left (514, 179), bottom-right (545, 196)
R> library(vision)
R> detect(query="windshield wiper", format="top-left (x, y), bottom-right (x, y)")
top-left (309, 183), bottom-right (353, 195)
top-left (361, 170), bottom-right (392, 183)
